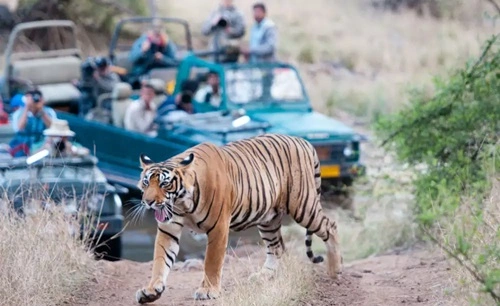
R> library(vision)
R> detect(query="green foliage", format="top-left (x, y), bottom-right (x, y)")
top-left (376, 35), bottom-right (500, 304)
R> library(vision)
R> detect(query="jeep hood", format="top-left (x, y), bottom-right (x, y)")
top-left (250, 111), bottom-right (356, 140)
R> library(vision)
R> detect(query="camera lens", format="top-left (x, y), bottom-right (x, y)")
top-left (217, 18), bottom-right (228, 27)
top-left (32, 93), bottom-right (41, 103)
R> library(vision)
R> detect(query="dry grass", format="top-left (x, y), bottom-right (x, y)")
top-left (161, 0), bottom-right (499, 121)
top-left (221, 241), bottom-right (316, 306)
top-left (0, 198), bottom-right (98, 306)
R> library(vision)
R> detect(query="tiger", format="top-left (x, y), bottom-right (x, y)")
top-left (134, 133), bottom-right (342, 304)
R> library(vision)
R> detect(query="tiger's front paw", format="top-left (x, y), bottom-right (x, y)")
top-left (193, 286), bottom-right (220, 300)
top-left (135, 279), bottom-right (165, 304)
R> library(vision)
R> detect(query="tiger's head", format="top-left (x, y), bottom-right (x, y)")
top-left (138, 153), bottom-right (195, 223)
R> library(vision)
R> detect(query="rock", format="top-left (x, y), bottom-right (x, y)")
top-left (182, 258), bottom-right (204, 271)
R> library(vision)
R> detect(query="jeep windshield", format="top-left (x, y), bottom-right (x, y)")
top-left (224, 66), bottom-right (307, 105)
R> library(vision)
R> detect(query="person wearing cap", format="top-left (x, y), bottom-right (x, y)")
top-left (9, 89), bottom-right (57, 157)
top-left (193, 70), bottom-right (223, 109)
top-left (30, 119), bottom-right (89, 158)
top-left (201, 0), bottom-right (246, 62)
top-left (128, 19), bottom-right (178, 89)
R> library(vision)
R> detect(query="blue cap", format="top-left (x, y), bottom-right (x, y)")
top-left (10, 93), bottom-right (25, 108)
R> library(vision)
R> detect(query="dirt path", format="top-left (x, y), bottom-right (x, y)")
top-left (70, 244), bottom-right (455, 306)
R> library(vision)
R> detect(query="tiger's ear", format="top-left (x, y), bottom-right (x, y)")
top-left (179, 153), bottom-right (194, 167)
top-left (140, 154), bottom-right (154, 169)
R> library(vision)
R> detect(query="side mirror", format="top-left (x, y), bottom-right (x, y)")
top-left (26, 149), bottom-right (49, 165)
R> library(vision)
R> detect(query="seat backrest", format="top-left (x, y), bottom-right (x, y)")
top-left (149, 68), bottom-right (177, 84)
top-left (11, 56), bottom-right (81, 85)
top-left (111, 82), bottom-right (133, 128)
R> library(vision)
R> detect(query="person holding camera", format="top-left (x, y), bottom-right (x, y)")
top-left (241, 3), bottom-right (277, 63)
top-left (30, 119), bottom-right (89, 158)
top-left (202, 0), bottom-right (246, 62)
top-left (157, 79), bottom-right (199, 117)
top-left (9, 89), bottom-right (57, 157)
top-left (128, 19), bottom-right (178, 89)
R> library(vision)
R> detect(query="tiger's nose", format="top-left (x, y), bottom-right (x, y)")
top-left (143, 200), bottom-right (155, 209)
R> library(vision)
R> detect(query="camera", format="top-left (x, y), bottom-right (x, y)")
top-left (80, 56), bottom-right (110, 85)
top-left (32, 93), bottom-right (42, 103)
top-left (180, 91), bottom-right (193, 104)
top-left (149, 42), bottom-right (164, 54)
top-left (216, 17), bottom-right (228, 28)
top-left (55, 139), bottom-right (66, 153)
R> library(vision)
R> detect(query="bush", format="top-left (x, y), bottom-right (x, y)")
top-left (376, 35), bottom-right (500, 304)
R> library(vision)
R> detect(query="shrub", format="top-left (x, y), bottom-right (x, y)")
top-left (376, 34), bottom-right (500, 304)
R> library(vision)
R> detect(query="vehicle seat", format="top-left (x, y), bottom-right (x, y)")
top-left (11, 56), bottom-right (81, 106)
top-left (111, 82), bottom-right (133, 128)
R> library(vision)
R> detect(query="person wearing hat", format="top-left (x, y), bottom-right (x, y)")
top-left (128, 18), bottom-right (178, 89)
top-left (30, 119), bottom-right (89, 158)
top-left (9, 89), bottom-right (57, 157)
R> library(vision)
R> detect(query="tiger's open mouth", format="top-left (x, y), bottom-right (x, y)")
top-left (154, 206), bottom-right (173, 223)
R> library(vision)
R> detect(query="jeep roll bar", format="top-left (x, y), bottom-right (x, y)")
top-left (2, 20), bottom-right (80, 99)
top-left (108, 16), bottom-right (193, 62)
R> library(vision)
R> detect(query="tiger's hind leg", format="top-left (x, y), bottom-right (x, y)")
top-left (292, 198), bottom-right (342, 279)
top-left (249, 214), bottom-right (285, 281)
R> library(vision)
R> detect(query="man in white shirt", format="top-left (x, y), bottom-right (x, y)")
top-left (194, 71), bottom-right (222, 109)
top-left (124, 83), bottom-right (157, 136)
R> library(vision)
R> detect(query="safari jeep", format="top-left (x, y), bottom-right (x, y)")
top-left (159, 54), bottom-right (366, 193)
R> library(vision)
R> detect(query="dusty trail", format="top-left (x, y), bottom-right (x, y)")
top-left (71, 244), bottom-right (454, 306)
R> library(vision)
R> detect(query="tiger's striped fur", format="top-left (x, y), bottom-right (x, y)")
top-left (135, 134), bottom-right (342, 304)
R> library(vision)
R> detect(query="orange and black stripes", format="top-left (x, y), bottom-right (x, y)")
top-left (136, 133), bottom-right (342, 304)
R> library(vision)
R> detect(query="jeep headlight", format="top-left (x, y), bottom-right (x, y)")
top-left (343, 142), bottom-right (354, 157)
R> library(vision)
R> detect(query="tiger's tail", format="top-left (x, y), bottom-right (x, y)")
top-left (305, 230), bottom-right (324, 263)
top-left (305, 140), bottom-right (324, 264)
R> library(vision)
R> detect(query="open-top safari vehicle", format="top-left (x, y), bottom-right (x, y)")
top-left (0, 149), bottom-right (126, 260)
top-left (0, 19), bottom-right (82, 113)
